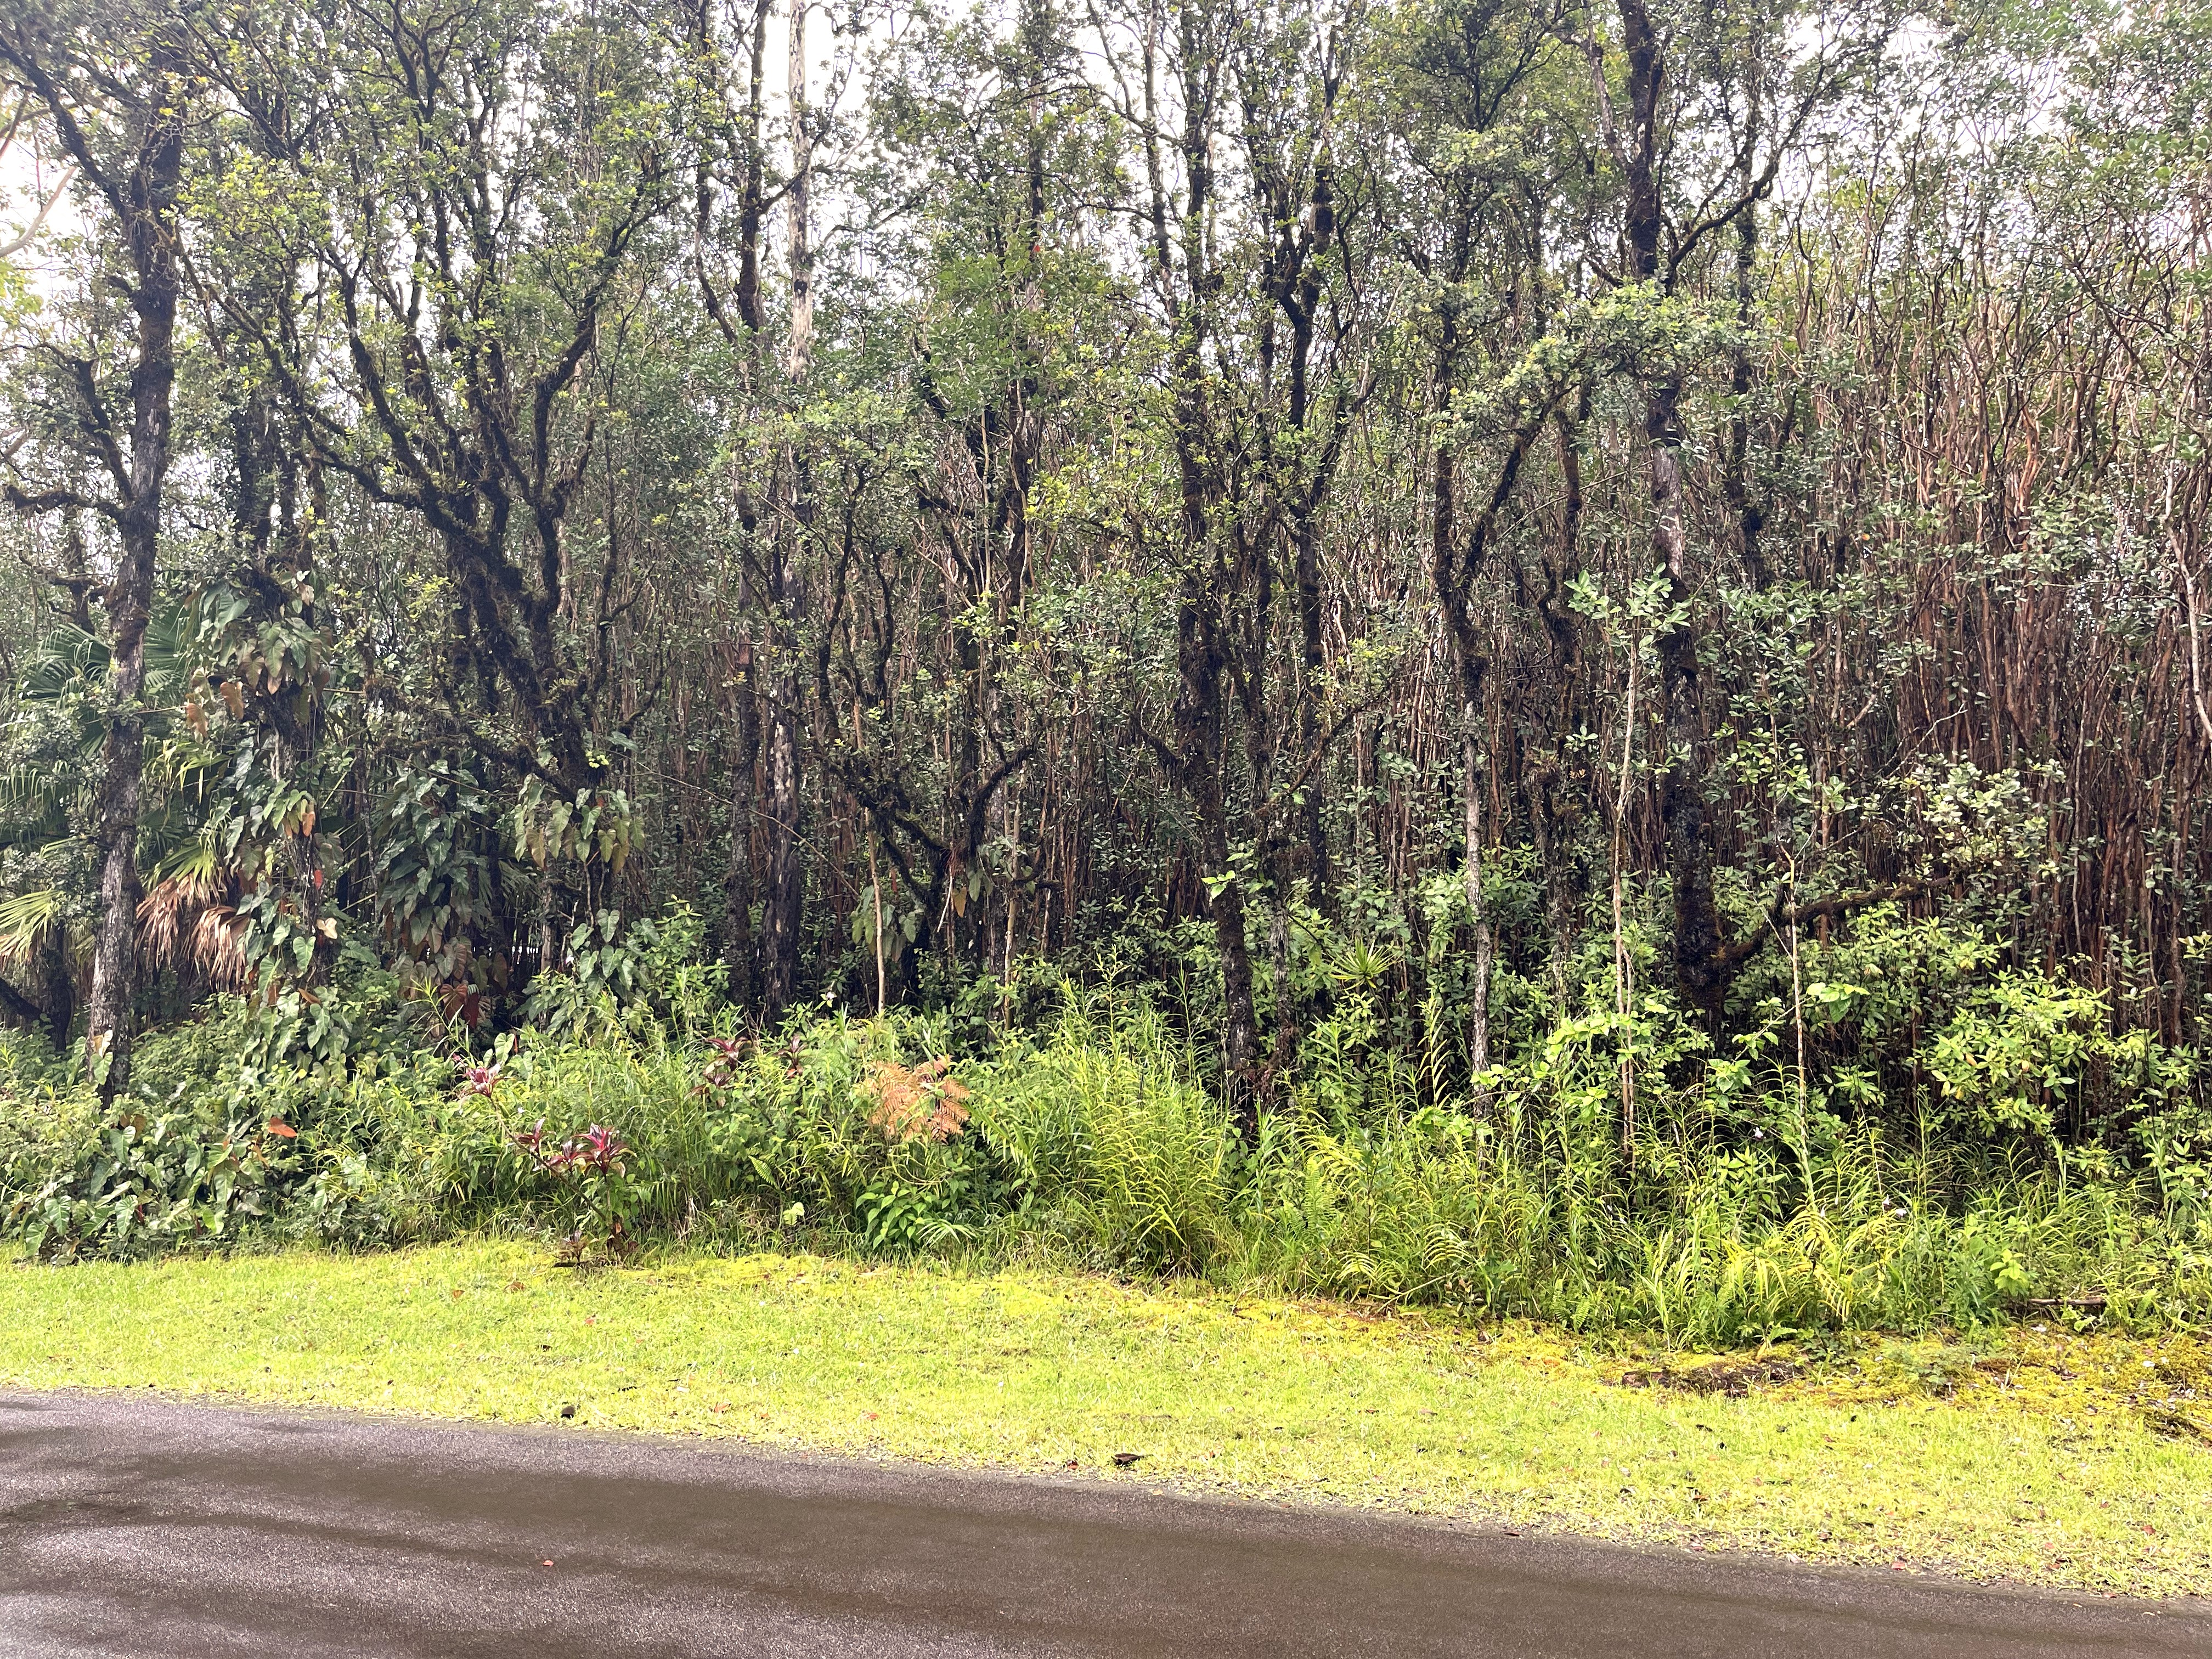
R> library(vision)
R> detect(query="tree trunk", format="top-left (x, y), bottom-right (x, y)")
top-left (723, 636), bottom-right (760, 1003)
top-left (1618, 0), bottom-right (1724, 1032)
top-left (1650, 379), bottom-right (1724, 1031)
top-left (1204, 811), bottom-right (1262, 1136)
top-left (1532, 402), bottom-right (1589, 1008)
top-left (1725, 199), bottom-right (1770, 591)
top-left (692, 0), bottom-right (774, 1009)
top-left (1172, 556), bottom-right (1261, 1127)
top-left (70, 32), bottom-right (185, 1096)
top-left (38, 919), bottom-right (73, 1053)
top-left (760, 0), bottom-right (813, 1021)
top-left (1293, 488), bottom-right (1331, 905)
top-left (761, 689), bottom-right (803, 1017)
top-left (1463, 701), bottom-right (1493, 1091)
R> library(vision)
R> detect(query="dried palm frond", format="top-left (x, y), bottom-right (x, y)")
top-left (137, 839), bottom-right (228, 973)
top-left (189, 904), bottom-right (253, 991)
top-left (138, 882), bottom-right (191, 967)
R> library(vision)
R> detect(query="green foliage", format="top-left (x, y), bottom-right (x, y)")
top-left (0, 0), bottom-right (2209, 1364)
top-left (522, 902), bottom-right (722, 1039)
top-left (371, 764), bottom-right (507, 1025)
top-left (1, 981), bottom-right (2205, 1342)
top-left (5, 1106), bottom-right (298, 1260)
top-left (972, 997), bottom-right (1239, 1272)
top-left (1928, 970), bottom-right (2114, 1137)
top-left (510, 777), bottom-right (643, 877)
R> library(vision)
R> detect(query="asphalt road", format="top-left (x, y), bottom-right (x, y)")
top-left (0, 1392), bottom-right (2204, 1657)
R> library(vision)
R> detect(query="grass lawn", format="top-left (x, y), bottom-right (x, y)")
top-left (2, 1242), bottom-right (2208, 1597)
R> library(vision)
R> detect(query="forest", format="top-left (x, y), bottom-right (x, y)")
top-left (0, 0), bottom-right (2206, 1340)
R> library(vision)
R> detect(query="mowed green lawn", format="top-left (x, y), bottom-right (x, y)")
top-left (3, 1243), bottom-right (2207, 1596)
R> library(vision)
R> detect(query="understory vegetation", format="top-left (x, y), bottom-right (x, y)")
top-left (5, 950), bottom-right (2207, 1347)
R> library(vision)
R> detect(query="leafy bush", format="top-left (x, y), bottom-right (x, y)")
top-left (6, 1106), bottom-right (302, 1260)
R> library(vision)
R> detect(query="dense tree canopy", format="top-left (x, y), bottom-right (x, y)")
top-left (0, 0), bottom-right (2205, 1162)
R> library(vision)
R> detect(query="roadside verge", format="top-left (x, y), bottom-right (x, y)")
top-left (3, 1242), bottom-right (2206, 1596)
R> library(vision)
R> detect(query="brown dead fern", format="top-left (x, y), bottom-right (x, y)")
top-left (860, 1056), bottom-right (970, 1143)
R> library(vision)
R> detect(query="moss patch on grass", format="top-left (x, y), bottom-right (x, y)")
top-left (2, 1243), bottom-right (2207, 1596)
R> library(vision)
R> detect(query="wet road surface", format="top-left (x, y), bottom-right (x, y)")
top-left (0, 1391), bottom-right (2203, 1657)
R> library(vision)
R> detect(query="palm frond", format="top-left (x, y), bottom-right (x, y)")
top-left (138, 838), bottom-right (230, 974)
top-left (0, 888), bottom-right (64, 969)
top-left (0, 764), bottom-right (81, 849)
top-left (19, 599), bottom-right (193, 706)
top-left (189, 903), bottom-right (252, 989)
top-left (17, 623), bottom-right (106, 702)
